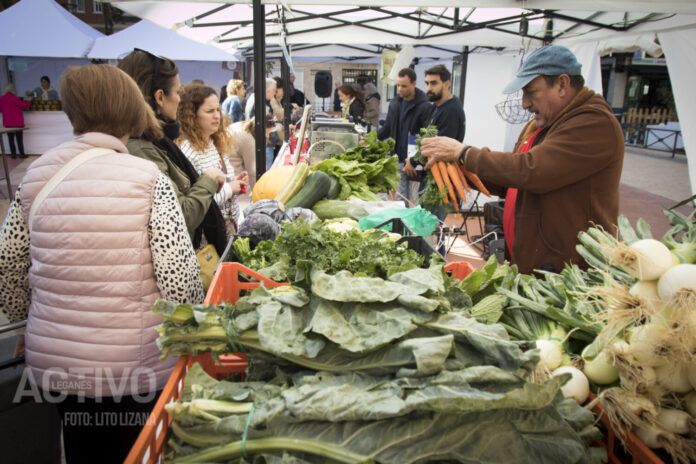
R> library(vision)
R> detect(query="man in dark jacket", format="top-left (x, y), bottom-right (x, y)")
top-left (420, 45), bottom-right (624, 274)
top-left (377, 68), bottom-right (431, 203)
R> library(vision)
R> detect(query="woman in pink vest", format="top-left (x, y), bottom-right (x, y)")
top-left (0, 64), bottom-right (203, 463)
top-left (0, 82), bottom-right (31, 158)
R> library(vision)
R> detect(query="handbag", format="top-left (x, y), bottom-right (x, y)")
top-left (196, 243), bottom-right (219, 291)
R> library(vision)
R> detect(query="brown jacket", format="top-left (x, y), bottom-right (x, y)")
top-left (465, 90), bottom-right (624, 274)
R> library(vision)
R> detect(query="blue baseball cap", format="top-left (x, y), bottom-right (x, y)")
top-left (503, 45), bottom-right (582, 94)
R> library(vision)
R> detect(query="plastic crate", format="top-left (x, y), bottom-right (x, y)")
top-left (590, 395), bottom-right (663, 464)
top-left (125, 263), bottom-right (288, 464)
top-left (444, 261), bottom-right (475, 280)
top-left (373, 217), bottom-right (415, 236)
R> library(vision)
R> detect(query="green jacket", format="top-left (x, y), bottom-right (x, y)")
top-left (127, 138), bottom-right (218, 238)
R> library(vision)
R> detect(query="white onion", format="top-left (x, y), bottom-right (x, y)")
top-left (685, 391), bottom-right (696, 417)
top-left (633, 425), bottom-right (664, 449)
top-left (581, 346), bottom-right (619, 385)
top-left (552, 366), bottom-right (590, 404)
top-left (629, 324), bottom-right (671, 367)
top-left (629, 280), bottom-right (662, 307)
top-left (688, 359), bottom-right (696, 390)
top-left (656, 408), bottom-right (692, 435)
top-left (657, 264), bottom-right (696, 303)
top-left (655, 363), bottom-right (693, 393)
top-left (536, 339), bottom-right (563, 370)
top-left (624, 239), bottom-right (676, 281)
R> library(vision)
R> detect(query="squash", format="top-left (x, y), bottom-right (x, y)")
top-left (285, 171), bottom-right (332, 209)
top-left (251, 166), bottom-right (296, 203)
top-left (274, 163), bottom-right (310, 205)
top-left (326, 175), bottom-right (341, 199)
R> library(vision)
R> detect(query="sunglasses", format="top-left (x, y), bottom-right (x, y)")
top-left (134, 48), bottom-right (165, 98)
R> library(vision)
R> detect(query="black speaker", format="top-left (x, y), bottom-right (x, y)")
top-left (314, 70), bottom-right (332, 98)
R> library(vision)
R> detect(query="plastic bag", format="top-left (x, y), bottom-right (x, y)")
top-left (358, 206), bottom-right (439, 237)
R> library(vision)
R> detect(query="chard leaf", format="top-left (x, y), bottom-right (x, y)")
top-left (256, 301), bottom-right (325, 358)
top-left (308, 296), bottom-right (428, 353)
top-left (310, 269), bottom-right (423, 302)
top-left (387, 266), bottom-right (445, 294)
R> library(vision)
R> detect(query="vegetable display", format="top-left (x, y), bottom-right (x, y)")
top-left (231, 219), bottom-right (431, 283)
top-left (154, 265), bottom-right (604, 463)
top-left (310, 132), bottom-right (399, 202)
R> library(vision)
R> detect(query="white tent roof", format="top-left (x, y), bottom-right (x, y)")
top-left (87, 19), bottom-right (238, 61)
top-left (0, 0), bottom-right (103, 57)
top-left (110, 1), bottom-right (696, 55)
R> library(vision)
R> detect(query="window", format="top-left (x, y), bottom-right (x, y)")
top-left (341, 68), bottom-right (377, 88)
top-left (66, 0), bottom-right (86, 13)
top-left (93, 1), bottom-right (103, 13)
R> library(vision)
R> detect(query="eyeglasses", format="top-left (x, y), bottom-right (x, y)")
top-left (134, 48), bottom-right (164, 99)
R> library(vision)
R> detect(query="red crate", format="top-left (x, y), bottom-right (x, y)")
top-left (124, 263), bottom-right (287, 464)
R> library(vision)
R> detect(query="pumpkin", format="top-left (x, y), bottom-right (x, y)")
top-left (251, 166), bottom-right (296, 203)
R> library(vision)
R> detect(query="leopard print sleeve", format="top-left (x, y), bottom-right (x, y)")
top-left (149, 174), bottom-right (205, 304)
top-left (0, 187), bottom-right (31, 323)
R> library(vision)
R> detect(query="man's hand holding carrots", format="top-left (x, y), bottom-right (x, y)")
top-left (420, 136), bottom-right (464, 170)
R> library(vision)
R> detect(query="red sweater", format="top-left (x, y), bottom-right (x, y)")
top-left (0, 92), bottom-right (31, 127)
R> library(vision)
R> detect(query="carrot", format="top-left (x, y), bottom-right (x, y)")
top-left (437, 162), bottom-right (459, 211)
top-left (457, 166), bottom-right (471, 192)
top-left (429, 162), bottom-right (449, 204)
top-left (461, 168), bottom-right (492, 197)
top-left (446, 163), bottom-right (467, 203)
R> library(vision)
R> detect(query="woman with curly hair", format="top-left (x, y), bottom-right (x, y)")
top-left (177, 84), bottom-right (247, 238)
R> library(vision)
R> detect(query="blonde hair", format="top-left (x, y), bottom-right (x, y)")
top-left (176, 84), bottom-right (235, 154)
top-left (226, 79), bottom-right (244, 97)
top-left (60, 64), bottom-right (155, 138)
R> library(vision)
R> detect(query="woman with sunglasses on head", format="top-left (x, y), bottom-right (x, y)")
top-left (119, 49), bottom-right (230, 257)
top-left (177, 83), bottom-right (247, 239)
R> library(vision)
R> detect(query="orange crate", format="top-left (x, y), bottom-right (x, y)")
top-left (444, 261), bottom-right (475, 280)
top-left (590, 395), bottom-right (663, 464)
top-left (125, 263), bottom-right (288, 464)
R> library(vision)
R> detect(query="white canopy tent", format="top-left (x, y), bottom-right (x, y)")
top-left (0, 0), bottom-right (103, 58)
top-left (87, 19), bottom-right (238, 61)
top-left (109, 1), bottom-right (696, 194)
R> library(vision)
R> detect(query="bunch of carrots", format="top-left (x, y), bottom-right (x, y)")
top-left (428, 161), bottom-right (490, 212)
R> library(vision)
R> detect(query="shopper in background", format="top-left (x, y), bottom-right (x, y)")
top-left (271, 76), bottom-right (286, 143)
top-left (420, 45), bottom-right (624, 274)
top-left (177, 84), bottom-right (248, 239)
top-left (337, 83), bottom-right (365, 122)
top-left (423, 64), bottom-right (465, 141)
top-left (377, 68), bottom-right (431, 205)
top-left (222, 78), bottom-right (246, 123)
top-left (333, 80), bottom-right (342, 112)
top-left (119, 49), bottom-right (228, 257)
top-left (288, 73), bottom-right (308, 107)
top-left (0, 64), bottom-right (203, 464)
top-left (28, 75), bottom-right (59, 101)
top-left (244, 78), bottom-right (280, 169)
top-left (362, 82), bottom-right (381, 128)
top-left (228, 114), bottom-right (275, 191)
top-left (0, 83), bottom-right (31, 159)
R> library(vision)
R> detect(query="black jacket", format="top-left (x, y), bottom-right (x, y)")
top-left (377, 88), bottom-right (431, 161)
top-left (154, 118), bottom-right (228, 256)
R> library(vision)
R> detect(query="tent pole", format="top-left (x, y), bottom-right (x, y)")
top-left (253, 0), bottom-right (266, 179)
top-left (458, 45), bottom-right (469, 105)
top-left (281, 56), bottom-right (291, 142)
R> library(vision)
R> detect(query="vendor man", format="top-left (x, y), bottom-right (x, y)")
top-left (420, 45), bottom-right (624, 274)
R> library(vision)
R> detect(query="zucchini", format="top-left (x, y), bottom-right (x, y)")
top-left (274, 163), bottom-right (310, 205)
top-left (326, 175), bottom-right (341, 199)
top-left (312, 199), bottom-right (369, 221)
top-left (285, 171), bottom-right (332, 209)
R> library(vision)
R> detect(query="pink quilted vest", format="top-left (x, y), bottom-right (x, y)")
top-left (19, 132), bottom-right (176, 398)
